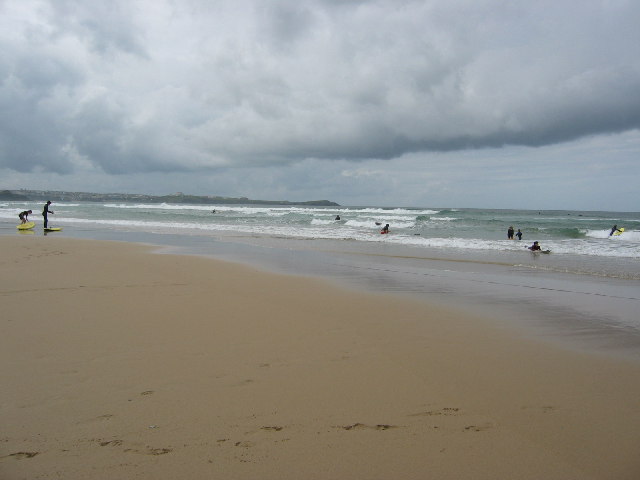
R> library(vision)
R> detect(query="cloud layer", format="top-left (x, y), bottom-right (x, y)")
top-left (2, 0), bottom-right (639, 178)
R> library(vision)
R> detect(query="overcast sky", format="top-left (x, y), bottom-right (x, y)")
top-left (1, 0), bottom-right (639, 210)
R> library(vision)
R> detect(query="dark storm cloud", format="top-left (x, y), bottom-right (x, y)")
top-left (1, 0), bottom-right (639, 176)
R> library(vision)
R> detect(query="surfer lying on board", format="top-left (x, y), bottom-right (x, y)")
top-left (609, 225), bottom-right (622, 236)
top-left (527, 241), bottom-right (551, 253)
top-left (18, 210), bottom-right (32, 224)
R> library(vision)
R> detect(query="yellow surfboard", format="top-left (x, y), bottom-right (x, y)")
top-left (17, 221), bottom-right (35, 230)
top-left (613, 227), bottom-right (625, 236)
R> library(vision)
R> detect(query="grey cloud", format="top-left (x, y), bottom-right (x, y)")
top-left (256, 3), bottom-right (317, 51)
top-left (47, 0), bottom-right (149, 57)
top-left (1, 0), bottom-right (639, 178)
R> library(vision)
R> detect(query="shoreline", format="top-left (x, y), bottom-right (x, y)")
top-left (2, 235), bottom-right (640, 479)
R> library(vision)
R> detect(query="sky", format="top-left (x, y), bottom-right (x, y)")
top-left (1, 0), bottom-right (639, 211)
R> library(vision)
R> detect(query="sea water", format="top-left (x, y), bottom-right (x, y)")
top-left (2, 201), bottom-right (639, 359)
top-left (2, 201), bottom-right (638, 272)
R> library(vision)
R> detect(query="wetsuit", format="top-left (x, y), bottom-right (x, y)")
top-left (42, 202), bottom-right (53, 228)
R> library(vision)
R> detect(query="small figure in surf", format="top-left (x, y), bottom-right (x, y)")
top-left (42, 201), bottom-right (54, 228)
top-left (18, 210), bottom-right (32, 224)
top-left (381, 224), bottom-right (390, 234)
top-left (507, 226), bottom-right (514, 240)
top-left (335, 215), bottom-right (340, 220)
top-left (609, 225), bottom-right (621, 236)
top-left (528, 241), bottom-right (541, 251)
top-left (515, 229), bottom-right (523, 240)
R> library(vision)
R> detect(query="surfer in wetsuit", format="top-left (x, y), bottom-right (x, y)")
top-left (609, 225), bottom-right (621, 236)
top-left (381, 224), bottom-right (389, 234)
top-left (42, 201), bottom-right (54, 228)
top-left (515, 229), bottom-right (523, 240)
top-left (507, 226), bottom-right (514, 239)
top-left (528, 241), bottom-right (541, 251)
top-left (18, 210), bottom-right (32, 224)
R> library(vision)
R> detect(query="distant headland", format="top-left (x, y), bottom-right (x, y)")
top-left (0, 189), bottom-right (340, 207)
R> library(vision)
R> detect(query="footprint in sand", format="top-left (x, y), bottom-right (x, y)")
top-left (124, 447), bottom-right (172, 455)
top-left (463, 423), bottom-right (493, 432)
top-left (408, 407), bottom-right (460, 417)
top-left (99, 440), bottom-right (123, 447)
top-left (338, 423), bottom-right (398, 431)
top-left (521, 405), bottom-right (557, 413)
top-left (234, 441), bottom-right (254, 448)
top-left (261, 426), bottom-right (283, 432)
top-left (2, 452), bottom-right (39, 460)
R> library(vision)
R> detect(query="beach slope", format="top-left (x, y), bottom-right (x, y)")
top-left (1, 236), bottom-right (639, 479)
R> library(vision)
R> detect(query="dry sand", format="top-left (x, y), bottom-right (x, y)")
top-left (1, 235), bottom-right (639, 479)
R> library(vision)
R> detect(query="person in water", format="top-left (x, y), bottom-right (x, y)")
top-left (609, 225), bottom-right (621, 236)
top-left (42, 201), bottom-right (54, 228)
top-left (381, 224), bottom-right (389, 234)
top-left (507, 226), bottom-right (514, 239)
top-left (515, 229), bottom-right (523, 240)
top-left (335, 215), bottom-right (340, 220)
top-left (18, 210), bottom-right (32, 224)
top-left (528, 241), bottom-right (541, 251)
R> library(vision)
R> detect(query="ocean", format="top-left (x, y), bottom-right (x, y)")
top-left (2, 200), bottom-right (640, 360)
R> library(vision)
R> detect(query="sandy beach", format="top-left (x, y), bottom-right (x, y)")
top-left (1, 235), bottom-right (639, 479)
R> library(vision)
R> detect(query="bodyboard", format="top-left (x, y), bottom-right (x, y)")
top-left (17, 221), bottom-right (35, 230)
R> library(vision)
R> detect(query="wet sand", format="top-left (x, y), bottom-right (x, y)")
top-left (1, 235), bottom-right (640, 479)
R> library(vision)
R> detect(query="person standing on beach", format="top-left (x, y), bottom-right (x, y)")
top-left (18, 210), bottom-right (32, 224)
top-left (507, 226), bottom-right (514, 239)
top-left (42, 201), bottom-right (54, 228)
top-left (515, 229), bottom-right (523, 240)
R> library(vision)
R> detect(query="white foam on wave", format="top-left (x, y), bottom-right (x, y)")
top-left (586, 229), bottom-right (616, 239)
top-left (104, 203), bottom-right (216, 211)
top-left (311, 219), bottom-right (337, 226)
top-left (47, 215), bottom-right (640, 259)
top-left (98, 203), bottom-right (444, 220)
top-left (343, 219), bottom-right (386, 228)
top-left (586, 228), bottom-right (640, 241)
top-left (348, 207), bottom-right (440, 215)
